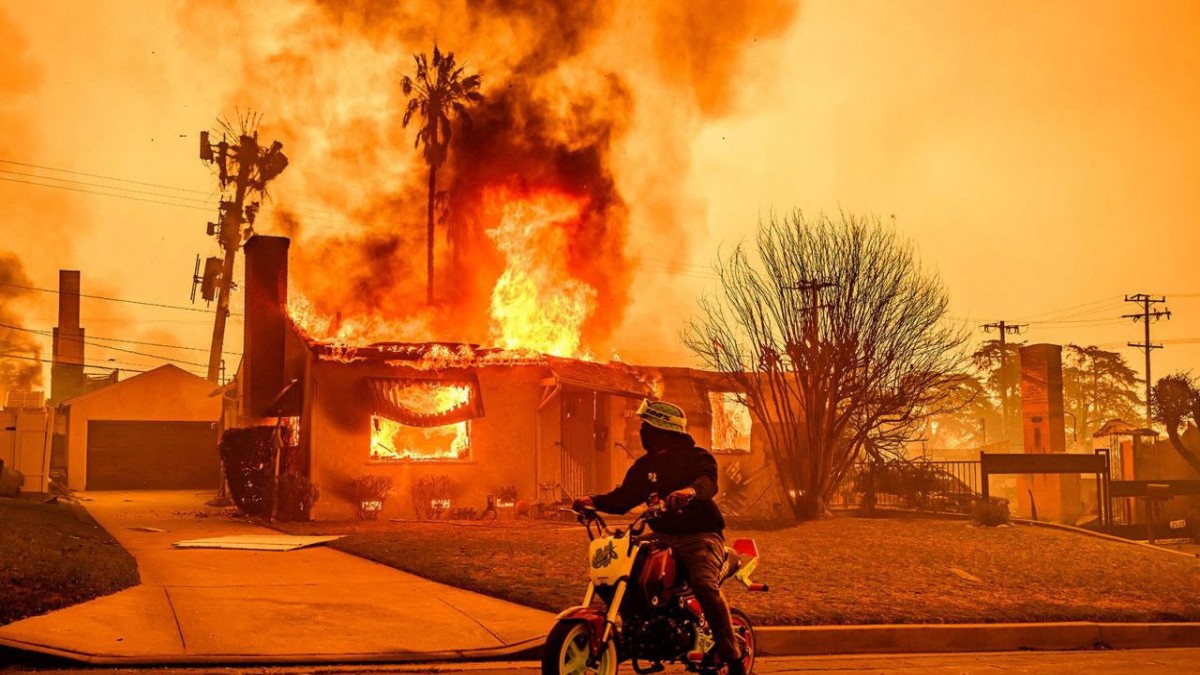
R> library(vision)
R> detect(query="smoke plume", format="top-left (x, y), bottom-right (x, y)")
top-left (180, 0), bottom-right (800, 355)
top-left (0, 253), bottom-right (43, 391)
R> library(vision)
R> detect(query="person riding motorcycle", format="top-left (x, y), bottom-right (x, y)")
top-left (574, 398), bottom-right (747, 675)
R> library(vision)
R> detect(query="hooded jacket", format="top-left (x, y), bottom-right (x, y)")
top-left (591, 432), bottom-right (725, 535)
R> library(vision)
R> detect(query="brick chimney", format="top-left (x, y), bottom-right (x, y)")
top-left (1019, 343), bottom-right (1066, 454)
top-left (242, 236), bottom-right (291, 418)
top-left (50, 270), bottom-right (84, 405)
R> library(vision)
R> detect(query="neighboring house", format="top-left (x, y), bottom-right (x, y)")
top-left (60, 364), bottom-right (222, 490)
top-left (234, 236), bottom-right (782, 520)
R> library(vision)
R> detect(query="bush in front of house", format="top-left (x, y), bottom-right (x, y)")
top-left (972, 498), bottom-right (1011, 527)
top-left (412, 474), bottom-right (457, 519)
top-left (350, 475), bottom-right (394, 520)
top-left (275, 474), bottom-right (320, 522)
top-left (219, 426), bottom-right (275, 518)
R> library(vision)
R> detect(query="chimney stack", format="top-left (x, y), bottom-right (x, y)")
top-left (243, 236), bottom-right (291, 417)
top-left (50, 270), bottom-right (85, 405)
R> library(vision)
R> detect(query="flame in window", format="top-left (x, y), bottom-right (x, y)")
top-left (369, 382), bottom-right (475, 461)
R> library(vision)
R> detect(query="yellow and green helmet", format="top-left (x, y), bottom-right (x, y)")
top-left (636, 398), bottom-right (687, 434)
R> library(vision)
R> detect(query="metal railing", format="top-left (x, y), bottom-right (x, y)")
top-left (834, 459), bottom-right (983, 512)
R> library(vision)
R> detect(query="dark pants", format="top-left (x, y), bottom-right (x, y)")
top-left (660, 532), bottom-right (740, 663)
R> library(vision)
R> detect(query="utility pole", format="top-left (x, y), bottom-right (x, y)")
top-left (981, 320), bottom-right (1023, 444)
top-left (1122, 293), bottom-right (1171, 425)
top-left (194, 119), bottom-right (289, 383)
top-left (790, 280), bottom-right (836, 350)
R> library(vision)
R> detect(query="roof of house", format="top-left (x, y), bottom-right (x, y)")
top-left (304, 337), bottom-right (657, 397)
top-left (1092, 418), bottom-right (1158, 438)
top-left (546, 357), bottom-right (652, 398)
top-left (59, 364), bottom-right (210, 407)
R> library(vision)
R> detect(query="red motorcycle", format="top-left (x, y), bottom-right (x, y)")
top-left (542, 501), bottom-right (768, 675)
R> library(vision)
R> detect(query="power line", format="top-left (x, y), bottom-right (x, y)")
top-left (0, 322), bottom-right (211, 368)
top-left (0, 168), bottom-right (215, 204)
top-left (0, 158), bottom-right (212, 195)
top-left (0, 281), bottom-right (239, 316)
top-left (0, 352), bottom-right (162, 375)
top-left (0, 175), bottom-right (215, 212)
top-left (0, 321), bottom-right (241, 355)
top-left (83, 332), bottom-right (241, 356)
top-left (1019, 296), bottom-right (1122, 321)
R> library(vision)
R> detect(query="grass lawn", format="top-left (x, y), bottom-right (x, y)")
top-left (0, 496), bottom-right (139, 626)
top-left (305, 513), bottom-right (1200, 625)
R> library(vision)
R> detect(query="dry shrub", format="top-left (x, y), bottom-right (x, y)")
top-left (972, 498), bottom-right (1011, 527)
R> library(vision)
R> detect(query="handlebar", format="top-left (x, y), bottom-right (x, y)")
top-left (574, 500), bottom-right (667, 540)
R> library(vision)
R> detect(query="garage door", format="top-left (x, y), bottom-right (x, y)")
top-left (86, 421), bottom-right (220, 490)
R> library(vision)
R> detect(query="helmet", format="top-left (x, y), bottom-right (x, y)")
top-left (636, 398), bottom-right (687, 434)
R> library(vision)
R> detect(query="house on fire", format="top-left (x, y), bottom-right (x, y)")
top-left (233, 236), bottom-right (779, 520)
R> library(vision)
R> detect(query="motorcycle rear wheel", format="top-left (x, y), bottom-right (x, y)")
top-left (541, 620), bottom-right (618, 675)
top-left (729, 608), bottom-right (756, 674)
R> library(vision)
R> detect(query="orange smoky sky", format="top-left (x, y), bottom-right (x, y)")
top-left (0, 0), bottom-right (1198, 393)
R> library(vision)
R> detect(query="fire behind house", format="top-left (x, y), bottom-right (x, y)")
top-left (234, 236), bottom-right (778, 520)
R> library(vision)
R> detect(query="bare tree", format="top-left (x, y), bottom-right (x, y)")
top-left (684, 212), bottom-right (968, 520)
top-left (1151, 373), bottom-right (1200, 476)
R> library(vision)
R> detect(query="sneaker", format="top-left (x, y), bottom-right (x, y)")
top-left (725, 656), bottom-right (748, 675)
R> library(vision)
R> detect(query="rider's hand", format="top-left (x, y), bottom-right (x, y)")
top-left (665, 487), bottom-right (697, 511)
top-left (572, 496), bottom-right (595, 512)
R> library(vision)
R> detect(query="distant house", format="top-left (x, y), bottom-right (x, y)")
top-left (233, 236), bottom-right (782, 520)
top-left (60, 364), bottom-right (222, 490)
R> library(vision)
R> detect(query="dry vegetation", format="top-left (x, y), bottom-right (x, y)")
top-left (318, 513), bottom-right (1200, 625)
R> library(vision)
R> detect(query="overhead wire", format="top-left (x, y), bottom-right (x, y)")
top-left (0, 321), bottom-right (240, 355)
top-left (0, 281), bottom-right (238, 316)
top-left (0, 322), bottom-right (210, 369)
top-left (0, 352), bottom-right (183, 376)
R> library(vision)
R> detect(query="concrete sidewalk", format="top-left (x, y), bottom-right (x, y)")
top-left (0, 491), bottom-right (555, 665)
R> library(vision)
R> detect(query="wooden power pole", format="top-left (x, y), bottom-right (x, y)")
top-left (1122, 293), bottom-right (1171, 425)
top-left (195, 121), bottom-right (289, 383)
top-left (981, 320), bottom-right (1023, 443)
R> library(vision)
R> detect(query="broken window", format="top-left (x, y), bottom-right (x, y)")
top-left (368, 379), bottom-right (482, 461)
top-left (371, 416), bottom-right (471, 461)
top-left (709, 391), bottom-right (751, 454)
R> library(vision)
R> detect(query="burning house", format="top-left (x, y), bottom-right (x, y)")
top-left (234, 236), bottom-right (777, 520)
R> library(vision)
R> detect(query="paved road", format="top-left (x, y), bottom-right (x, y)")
top-left (7, 649), bottom-right (1200, 674)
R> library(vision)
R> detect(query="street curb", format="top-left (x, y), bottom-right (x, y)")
top-left (6, 623), bottom-right (1200, 665)
top-left (0, 635), bottom-right (543, 667)
top-left (756, 622), bottom-right (1200, 656)
top-left (1012, 518), bottom-right (1200, 559)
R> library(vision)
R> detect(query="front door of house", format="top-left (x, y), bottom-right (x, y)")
top-left (560, 388), bottom-right (598, 499)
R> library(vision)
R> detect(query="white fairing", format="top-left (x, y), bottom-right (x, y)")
top-left (587, 535), bottom-right (639, 586)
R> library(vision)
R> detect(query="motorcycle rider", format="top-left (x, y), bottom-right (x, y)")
top-left (574, 398), bottom-right (747, 675)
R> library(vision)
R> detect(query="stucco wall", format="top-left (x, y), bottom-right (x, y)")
top-left (64, 365), bottom-right (222, 490)
top-left (308, 361), bottom-right (548, 520)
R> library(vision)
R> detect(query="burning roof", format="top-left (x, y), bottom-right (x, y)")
top-left (197, 1), bottom-right (799, 366)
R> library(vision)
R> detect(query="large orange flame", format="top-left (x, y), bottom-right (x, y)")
top-left (370, 382), bottom-right (473, 461)
top-left (288, 183), bottom-right (600, 360)
top-left (485, 185), bottom-right (595, 358)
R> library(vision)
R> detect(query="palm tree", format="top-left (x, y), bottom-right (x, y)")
top-left (401, 44), bottom-right (482, 305)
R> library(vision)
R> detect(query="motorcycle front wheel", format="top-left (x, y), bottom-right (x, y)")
top-left (541, 620), bottom-right (618, 675)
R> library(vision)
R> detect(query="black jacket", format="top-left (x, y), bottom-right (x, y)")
top-left (591, 436), bottom-right (725, 536)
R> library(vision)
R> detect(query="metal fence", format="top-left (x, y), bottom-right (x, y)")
top-left (833, 459), bottom-right (983, 513)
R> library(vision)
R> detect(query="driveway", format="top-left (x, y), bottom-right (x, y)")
top-left (0, 491), bottom-right (554, 665)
